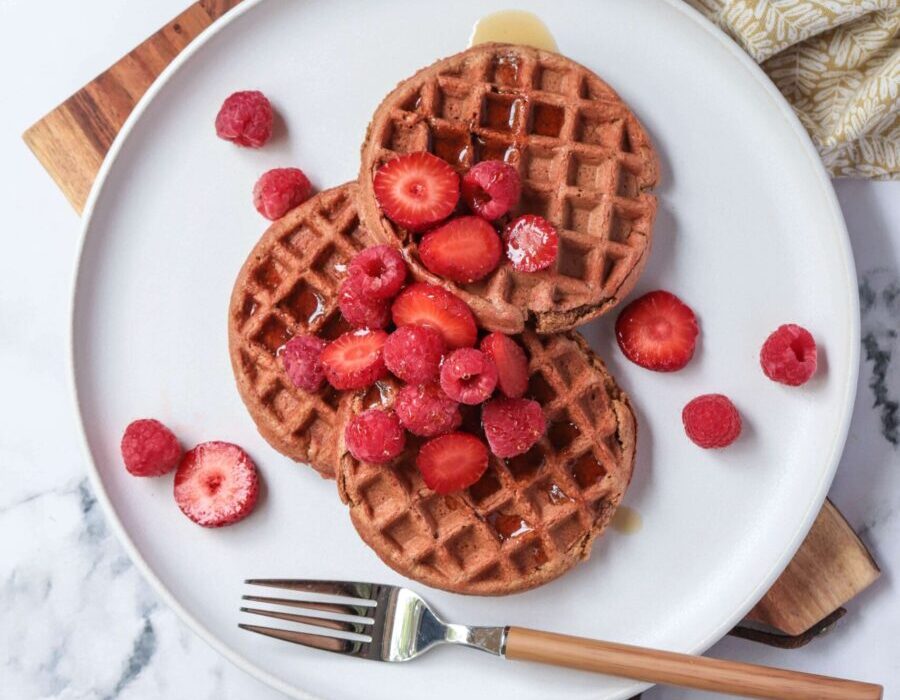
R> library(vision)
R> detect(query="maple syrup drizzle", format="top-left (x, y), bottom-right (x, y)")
top-left (612, 506), bottom-right (643, 535)
top-left (469, 10), bottom-right (558, 52)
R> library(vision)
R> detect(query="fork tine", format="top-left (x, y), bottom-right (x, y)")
top-left (240, 606), bottom-right (371, 636)
top-left (241, 596), bottom-right (374, 622)
top-left (238, 623), bottom-right (366, 656)
top-left (244, 579), bottom-right (387, 604)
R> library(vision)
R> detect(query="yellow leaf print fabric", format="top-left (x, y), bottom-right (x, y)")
top-left (686, 0), bottom-right (899, 179)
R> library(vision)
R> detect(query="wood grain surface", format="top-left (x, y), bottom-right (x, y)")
top-left (21, 0), bottom-right (880, 643)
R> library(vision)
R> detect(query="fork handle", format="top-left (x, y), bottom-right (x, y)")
top-left (504, 627), bottom-right (882, 699)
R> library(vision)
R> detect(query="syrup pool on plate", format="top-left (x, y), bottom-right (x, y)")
top-left (469, 9), bottom-right (558, 52)
top-left (612, 506), bottom-right (643, 535)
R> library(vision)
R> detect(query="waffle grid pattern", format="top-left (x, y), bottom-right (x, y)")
top-left (338, 330), bottom-right (635, 594)
top-left (229, 184), bottom-right (372, 476)
top-left (360, 44), bottom-right (658, 333)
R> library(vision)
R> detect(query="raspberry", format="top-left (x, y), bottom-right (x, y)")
top-left (682, 394), bottom-right (742, 449)
top-left (348, 246), bottom-right (407, 300)
top-left (481, 398), bottom-right (546, 458)
top-left (760, 324), bottom-right (818, 386)
top-left (215, 90), bottom-right (273, 148)
top-left (253, 168), bottom-right (313, 221)
top-left (383, 325), bottom-right (446, 384)
top-left (281, 334), bottom-right (327, 392)
top-left (461, 160), bottom-right (521, 220)
top-left (338, 274), bottom-right (391, 329)
top-left (121, 419), bottom-right (183, 477)
top-left (344, 409), bottom-right (406, 464)
top-left (440, 348), bottom-right (498, 405)
top-left (480, 332), bottom-right (529, 399)
top-left (502, 215), bottom-right (559, 272)
top-left (395, 383), bottom-right (462, 437)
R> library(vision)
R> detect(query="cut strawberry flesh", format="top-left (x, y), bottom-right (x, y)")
top-left (503, 214), bottom-right (559, 272)
top-left (615, 290), bottom-right (699, 372)
top-left (419, 216), bottom-right (502, 284)
top-left (416, 432), bottom-right (489, 495)
top-left (373, 152), bottom-right (460, 231)
top-left (480, 333), bottom-right (529, 399)
top-left (321, 329), bottom-right (389, 390)
top-left (391, 283), bottom-right (477, 349)
top-left (173, 441), bottom-right (259, 528)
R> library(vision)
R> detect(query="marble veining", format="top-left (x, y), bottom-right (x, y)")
top-left (859, 270), bottom-right (900, 447)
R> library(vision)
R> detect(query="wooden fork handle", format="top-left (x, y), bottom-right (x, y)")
top-left (504, 627), bottom-right (882, 699)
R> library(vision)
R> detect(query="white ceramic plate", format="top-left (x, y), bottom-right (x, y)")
top-left (71, 1), bottom-right (858, 698)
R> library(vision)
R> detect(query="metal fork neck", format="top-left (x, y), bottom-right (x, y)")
top-left (444, 624), bottom-right (508, 656)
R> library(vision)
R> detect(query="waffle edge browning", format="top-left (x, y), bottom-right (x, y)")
top-left (359, 43), bottom-right (659, 334)
top-left (336, 331), bottom-right (637, 595)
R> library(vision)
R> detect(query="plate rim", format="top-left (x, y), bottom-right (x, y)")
top-left (67, 1), bottom-right (860, 698)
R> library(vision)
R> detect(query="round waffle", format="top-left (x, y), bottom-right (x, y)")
top-left (228, 183), bottom-right (375, 478)
top-left (335, 330), bottom-right (636, 595)
top-left (358, 43), bottom-right (659, 334)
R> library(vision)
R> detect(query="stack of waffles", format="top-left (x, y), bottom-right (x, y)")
top-left (230, 44), bottom-right (658, 595)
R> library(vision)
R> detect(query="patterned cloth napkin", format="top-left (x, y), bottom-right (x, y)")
top-left (687, 0), bottom-right (899, 179)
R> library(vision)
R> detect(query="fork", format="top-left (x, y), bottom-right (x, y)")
top-left (239, 579), bottom-right (882, 700)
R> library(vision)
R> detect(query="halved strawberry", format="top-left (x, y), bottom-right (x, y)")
top-left (391, 283), bottom-right (477, 349)
top-left (615, 290), bottom-right (699, 372)
top-left (480, 333), bottom-right (529, 398)
top-left (321, 329), bottom-right (389, 390)
top-left (502, 215), bottom-right (559, 272)
top-left (373, 152), bottom-right (460, 231)
top-left (419, 216), bottom-right (502, 284)
top-left (173, 441), bottom-right (258, 528)
top-left (416, 432), bottom-right (489, 495)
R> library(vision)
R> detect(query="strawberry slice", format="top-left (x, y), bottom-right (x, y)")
top-left (502, 214), bottom-right (559, 272)
top-left (391, 283), bottom-right (477, 349)
top-left (419, 216), bottom-right (502, 284)
top-left (615, 290), bottom-right (699, 371)
top-left (480, 332), bottom-right (529, 398)
top-left (321, 329), bottom-right (389, 390)
top-left (174, 441), bottom-right (258, 528)
top-left (373, 152), bottom-right (460, 231)
top-left (416, 432), bottom-right (489, 495)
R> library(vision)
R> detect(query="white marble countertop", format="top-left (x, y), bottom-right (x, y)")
top-left (1, 1), bottom-right (897, 698)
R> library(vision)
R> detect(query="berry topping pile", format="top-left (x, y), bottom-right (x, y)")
top-left (215, 90), bottom-right (273, 148)
top-left (261, 237), bottom-right (547, 492)
top-left (760, 324), bottom-right (818, 386)
top-left (682, 394), bottom-right (742, 449)
top-left (372, 153), bottom-right (558, 277)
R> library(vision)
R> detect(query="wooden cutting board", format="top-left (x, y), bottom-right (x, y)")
top-left (23, 0), bottom-right (880, 643)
